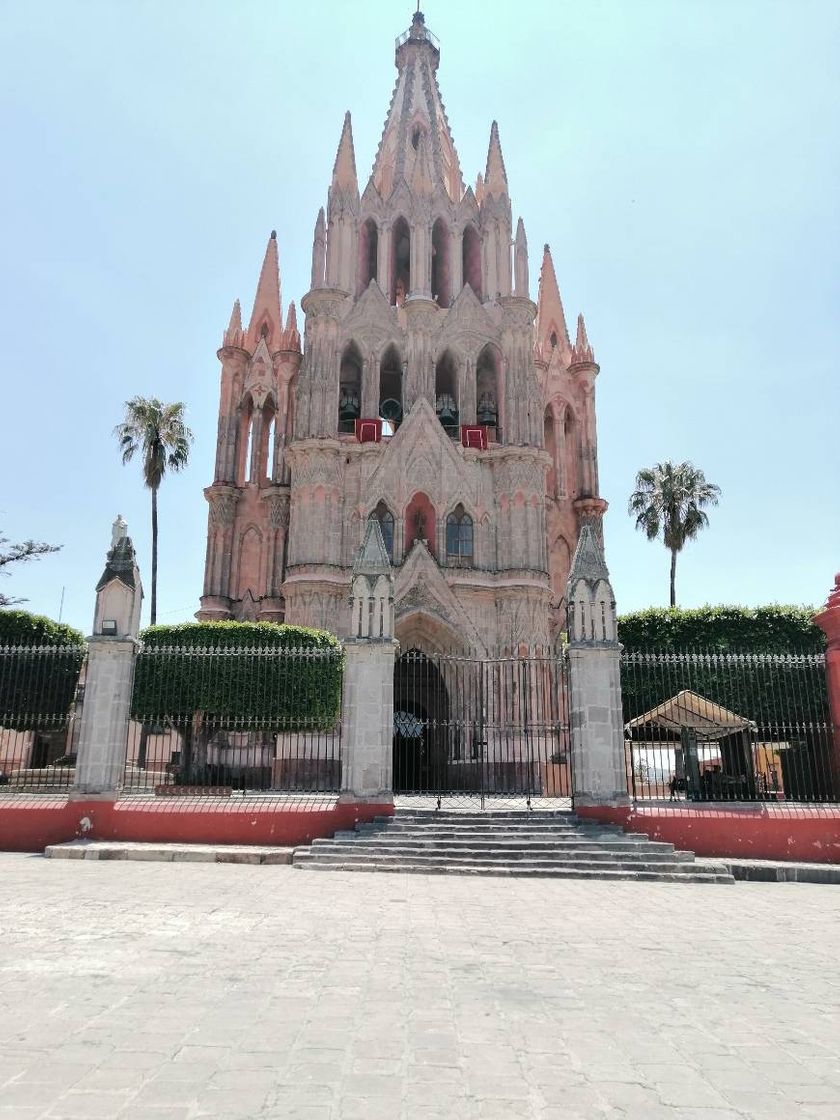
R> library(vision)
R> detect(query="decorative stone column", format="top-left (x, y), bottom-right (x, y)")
top-left (566, 522), bottom-right (630, 807)
top-left (340, 520), bottom-right (397, 803)
top-left (73, 518), bottom-right (143, 798)
top-left (813, 574), bottom-right (840, 795)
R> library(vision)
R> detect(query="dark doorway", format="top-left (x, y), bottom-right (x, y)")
top-left (393, 650), bottom-right (449, 792)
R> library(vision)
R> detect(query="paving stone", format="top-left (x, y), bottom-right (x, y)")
top-left (0, 853), bottom-right (837, 1120)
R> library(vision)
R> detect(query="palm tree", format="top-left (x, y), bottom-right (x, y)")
top-left (628, 461), bottom-right (721, 608)
top-left (114, 397), bottom-right (194, 624)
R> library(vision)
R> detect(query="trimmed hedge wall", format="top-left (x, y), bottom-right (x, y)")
top-left (131, 621), bottom-right (343, 733)
top-left (0, 610), bottom-right (85, 648)
top-left (0, 610), bottom-right (85, 732)
top-left (617, 606), bottom-right (824, 653)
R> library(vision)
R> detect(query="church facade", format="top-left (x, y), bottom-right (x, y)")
top-left (198, 10), bottom-right (607, 656)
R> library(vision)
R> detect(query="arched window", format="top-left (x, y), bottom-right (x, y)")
top-left (544, 407), bottom-right (556, 497)
top-left (238, 396), bottom-right (254, 484)
top-left (338, 343), bottom-right (362, 434)
top-left (476, 345), bottom-right (499, 438)
top-left (431, 218), bottom-right (451, 308)
top-left (405, 492), bottom-right (436, 555)
top-left (264, 409), bottom-right (276, 483)
top-left (370, 500), bottom-right (394, 561)
top-left (462, 224), bottom-right (482, 300)
top-left (358, 218), bottom-right (378, 294)
top-left (391, 217), bottom-right (411, 305)
top-left (446, 504), bottom-right (473, 565)
top-left (564, 410), bottom-right (578, 497)
top-left (435, 350), bottom-right (459, 437)
top-left (379, 345), bottom-right (403, 434)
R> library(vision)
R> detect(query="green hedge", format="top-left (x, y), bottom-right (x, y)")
top-left (0, 610), bottom-right (85, 648)
top-left (131, 621), bottom-right (343, 733)
top-left (618, 606), bottom-right (824, 653)
top-left (0, 610), bottom-right (85, 732)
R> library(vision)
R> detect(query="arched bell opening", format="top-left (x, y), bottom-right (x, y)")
top-left (564, 410), bottom-right (578, 498)
top-left (393, 649), bottom-right (450, 793)
top-left (390, 217), bottom-right (411, 305)
top-left (358, 218), bottom-right (379, 295)
top-left (434, 351), bottom-right (459, 437)
top-left (462, 223), bottom-right (482, 301)
top-left (338, 343), bottom-right (363, 434)
top-left (476, 345), bottom-right (500, 440)
top-left (431, 217), bottom-right (451, 308)
top-left (378, 345), bottom-right (403, 434)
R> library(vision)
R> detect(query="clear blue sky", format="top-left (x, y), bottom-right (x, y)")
top-left (1, 0), bottom-right (838, 634)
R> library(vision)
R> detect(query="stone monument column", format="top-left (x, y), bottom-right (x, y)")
top-left (73, 517), bottom-right (143, 797)
top-left (339, 520), bottom-right (397, 803)
top-left (566, 522), bottom-right (630, 807)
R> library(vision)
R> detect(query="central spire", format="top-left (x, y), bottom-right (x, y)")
top-left (368, 8), bottom-right (463, 203)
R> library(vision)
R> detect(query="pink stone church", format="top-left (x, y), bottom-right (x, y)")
top-left (198, 10), bottom-right (607, 655)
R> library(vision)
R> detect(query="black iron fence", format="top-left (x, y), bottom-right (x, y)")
top-left (124, 643), bottom-right (344, 795)
top-left (621, 651), bottom-right (836, 803)
top-left (394, 649), bottom-right (571, 807)
top-left (0, 643), bottom-right (86, 793)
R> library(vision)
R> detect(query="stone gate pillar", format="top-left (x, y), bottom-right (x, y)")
top-left (73, 517), bottom-right (143, 797)
top-left (566, 522), bottom-right (630, 807)
top-left (814, 574), bottom-right (840, 795)
top-left (339, 519), bottom-right (398, 802)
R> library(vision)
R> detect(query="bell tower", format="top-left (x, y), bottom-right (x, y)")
top-left (199, 8), bottom-right (608, 650)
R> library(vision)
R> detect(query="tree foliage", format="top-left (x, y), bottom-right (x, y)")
top-left (114, 397), bottom-right (194, 625)
top-left (131, 622), bottom-right (343, 733)
top-left (0, 531), bottom-right (61, 607)
top-left (628, 461), bottom-right (721, 607)
top-left (0, 610), bottom-right (85, 732)
top-left (618, 605), bottom-right (825, 654)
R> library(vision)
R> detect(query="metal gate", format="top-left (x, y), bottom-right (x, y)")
top-left (393, 649), bottom-right (572, 808)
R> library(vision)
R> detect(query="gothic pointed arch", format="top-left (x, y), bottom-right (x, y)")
top-left (338, 342), bottom-right (363, 433)
top-left (390, 215), bottom-right (411, 304)
top-left (431, 216), bottom-right (451, 308)
top-left (476, 343), bottom-right (501, 438)
top-left (369, 499), bottom-right (395, 561)
top-left (445, 502), bottom-right (473, 566)
top-left (462, 223), bottom-right (482, 300)
top-left (358, 217), bottom-right (379, 295)
top-left (378, 343), bottom-right (403, 432)
top-left (434, 349), bottom-right (459, 436)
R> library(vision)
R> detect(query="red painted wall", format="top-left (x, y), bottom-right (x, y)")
top-left (0, 797), bottom-right (393, 853)
top-left (577, 803), bottom-right (840, 863)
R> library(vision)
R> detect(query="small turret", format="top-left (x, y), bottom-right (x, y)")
top-left (246, 231), bottom-right (283, 352)
top-left (571, 312), bottom-right (595, 366)
top-left (349, 519), bottom-right (394, 640)
top-left (223, 299), bottom-right (244, 349)
top-left (484, 120), bottom-right (509, 199)
top-left (514, 217), bottom-right (529, 298)
top-left (535, 244), bottom-right (571, 364)
top-left (278, 301), bottom-right (301, 352)
top-left (311, 207), bottom-right (326, 289)
top-left (331, 111), bottom-right (359, 196)
top-left (566, 520), bottom-right (616, 645)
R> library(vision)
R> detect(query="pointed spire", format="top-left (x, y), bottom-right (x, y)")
top-left (246, 231), bottom-right (283, 351)
top-left (475, 172), bottom-right (485, 206)
top-left (484, 121), bottom-right (509, 198)
top-left (331, 111), bottom-right (359, 194)
top-left (223, 298), bottom-right (244, 348)
top-left (311, 208), bottom-right (326, 289)
top-left (535, 244), bottom-right (571, 362)
top-left (514, 217), bottom-right (529, 298)
top-left (572, 312), bottom-right (595, 365)
top-left (569, 520), bottom-right (610, 587)
top-left (278, 301), bottom-right (301, 353)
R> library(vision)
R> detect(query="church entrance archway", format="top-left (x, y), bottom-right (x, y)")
top-left (393, 649), bottom-right (449, 793)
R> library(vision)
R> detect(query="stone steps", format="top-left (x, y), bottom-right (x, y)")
top-left (44, 841), bottom-right (294, 865)
top-left (293, 809), bottom-right (734, 883)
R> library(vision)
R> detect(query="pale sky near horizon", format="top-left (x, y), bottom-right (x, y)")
top-left (0, 0), bottom-right (838, 635)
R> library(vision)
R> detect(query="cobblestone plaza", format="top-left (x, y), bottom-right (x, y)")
top-left (1, 855), bottom-right (838, 1119)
